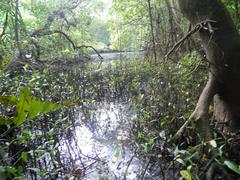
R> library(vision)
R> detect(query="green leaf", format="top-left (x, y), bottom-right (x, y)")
top-left (13, 87), bottom-right (32, 125)
top-left (176, 158), bottom-right (186, 166)
top-left (13, 87), bottom-right (61, 125)
top-left (0, 96), bottom-right (17, 105)
top-left (180, 56), bottom-right (189, 66)
top-left (21, 152), bottom-right (28, 161)
top-left (180, 170), bottom-right (192, 180)
top-left (0, 87), bottom-right (74, 126)
top-left (209, 140), bottom-right (217, 148)
top-left (28, 98), bottom-right (60, 118)
top-left (62, 98), bottom-right (80, 106)
top-left (5, 167), bottom-right (17, 175)
top-left (224, 160), bottom-right (240, 175)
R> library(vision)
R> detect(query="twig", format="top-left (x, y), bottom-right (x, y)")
top-left (165, 19), bottom-right (216, 59)
top-left (140, 159), bottom-right (151, 180)
top-left (80, 152), bottom-right (106, 163)
top-left (0, 126), bottom-right (15, 138)
top-left (124, 154), bottom-right (135, 179)
top-left (165, 25), bottom-right (201, 59)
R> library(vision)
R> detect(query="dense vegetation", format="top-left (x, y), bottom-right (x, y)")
top-left (0, 0), bottom-right (240, 179)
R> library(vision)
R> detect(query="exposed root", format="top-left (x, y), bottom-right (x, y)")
top-left (170, 73), bottom-right (217, 143)
top-left (170, 108), bottom-right (212, 142)
top-left (170, 113), bottom-right (195, 142)
top-left (206, 162), bottom-right (233, 180)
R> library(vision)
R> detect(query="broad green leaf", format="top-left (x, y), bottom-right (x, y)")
top-left (12, 87), bottom-right (61, 125)
top-left (28, 98), bottom-right (60, 118)
top-left (0, 87), bottom-right (73, 126)
top-left (224, 160), bottom-right (240, 175)
top-left (180, 170), bottom-right (191, 180)
top-left (13, 87), bottom-right (32, 125)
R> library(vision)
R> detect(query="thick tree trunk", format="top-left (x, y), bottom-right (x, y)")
top-left (177, 0), bottom-right (240, 139)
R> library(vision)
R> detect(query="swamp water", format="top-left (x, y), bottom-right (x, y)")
top-left (59, 102), bottom-right (152, 179)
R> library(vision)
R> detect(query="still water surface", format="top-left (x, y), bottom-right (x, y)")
top-left (60, 102), bottom-right (150, 179)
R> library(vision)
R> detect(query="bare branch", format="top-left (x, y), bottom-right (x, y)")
top-left (165, 19), bottom-right (216, 59)
top-left (76, 45), bottom-right (104, 60)
top-left (31, 30), bottom-right (103, 60)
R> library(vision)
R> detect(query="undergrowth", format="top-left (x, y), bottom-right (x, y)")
top-left (0, 51), bottom-right (240, 179)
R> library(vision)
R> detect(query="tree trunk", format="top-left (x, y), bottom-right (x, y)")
top-left (165, 0), bottom-right (174, 42)
top-left (147, 0), bottom-right (157, 63)
top-left (178, 0), bottom-right (240, 139)
top-left (234, 0), bottom-right (240, 25)
top-left (14, 0), bottom-right (22, 57)
top-left (0, 0), bottom-right (10, 39)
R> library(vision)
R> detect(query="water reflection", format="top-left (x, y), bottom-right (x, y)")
top-left (60, 102), bottom-right (146, 179)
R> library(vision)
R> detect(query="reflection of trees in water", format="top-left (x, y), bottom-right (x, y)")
top-left (60, 101), bottom-right (145, 180)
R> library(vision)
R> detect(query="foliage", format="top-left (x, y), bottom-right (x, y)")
top-left (109, 0), bottom-right (149, 50)
top-left (0, 0), bottom-right (112, 64)
top-left (0, 86), bottom-right (61, 126)
top-left (223, 0), bottom-right (240, 29)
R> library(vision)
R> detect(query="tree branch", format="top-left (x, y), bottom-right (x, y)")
top-left (165, 19), bottom-right (216, 59)
top-left (31, 30), bottom-right (103, 60)
top-left (0, 1), bottom-right (10, 39)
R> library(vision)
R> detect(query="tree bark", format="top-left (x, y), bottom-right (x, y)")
top-left (177, 0), bottom-right (240, 139)
top-left (0, 0), bottom-right (10, 39)
top-left (165, 0), bottom-right (176, 43)
top-left (14, 0), bottom-right (22, 57)
top-left (234, 0), bottom-right (240, 25)
top-left (147, 0), bottom-right (157, 62)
